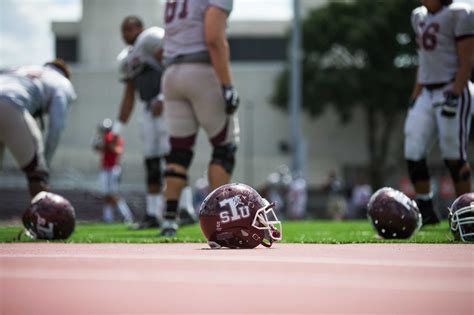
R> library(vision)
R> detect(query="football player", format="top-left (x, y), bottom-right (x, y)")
top-left (113, 16), bottom-right (197, 230)
top-left (93, 118), bottom-right (133, 224)
top-left (160, 0), bottom-right (240, 236)
top-left (404, 0), bottom-right (474, 225)
top-left (0, 59), bottom-right (76, 197)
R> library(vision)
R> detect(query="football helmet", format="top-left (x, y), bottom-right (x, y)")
top-left (22, 191), bottom-right (76, 240)
top-left (367, 187), bottom-right (421, 239)
top-left (199, 183), bottom-right (282, 249)
top-left (99, 118), bottom-right (113, 132)
top-left (448, 193), bottom-right (474, 242)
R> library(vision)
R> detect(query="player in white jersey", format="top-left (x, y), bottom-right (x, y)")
top-left (404, 0), bottom-right (474, 225)
top-left (160, 0), bottom-right (240, 236)
top-left (0, 59), bottom-right (76, 197)
top-left (113, 16), bottom-right (196, 229)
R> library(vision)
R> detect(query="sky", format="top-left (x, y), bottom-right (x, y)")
top-left (0, 0), bottom-right (473, 67)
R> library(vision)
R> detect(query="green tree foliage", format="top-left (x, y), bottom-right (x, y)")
top-left (272, 0), bottom-right (419, 187)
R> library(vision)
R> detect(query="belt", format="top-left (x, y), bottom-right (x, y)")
top-left (164, 51), bottom-right (211, 67)
top-left (422, 81), bottom-right (451, 91)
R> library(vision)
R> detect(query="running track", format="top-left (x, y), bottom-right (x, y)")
top-left (1, 243), bottom-right (473, 314)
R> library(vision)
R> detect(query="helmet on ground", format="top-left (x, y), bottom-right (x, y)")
top-left (199, 183), bottom-right (282, 249)
top-left (22, 191), bottom-right (76, 240)
top-left (367, 187), bottom-right (421, 239)
top-left (448, 193), bottom-right (474, 242)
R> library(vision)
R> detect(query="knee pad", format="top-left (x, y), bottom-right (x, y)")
top-left (210, 143), bottom-right (237, 174)
top-left (22, 154), bottom-right (49, 184)
top-left (444, 160), bottom-right (471, 182)
top-left (407, 159), bottom-right (430, 183)
top-left (145, 157), bottom-right (163, 187)
top-left (165, 148), bottom-right (194, 169)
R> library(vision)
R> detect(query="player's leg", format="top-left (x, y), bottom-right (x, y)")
top-left (188, 64), bottom-right (240, 190)
top-left (404, 89), bottom-right (438, 225)
top-left (100, 169), bottom-right (115, 223)
top-left (131, 109), bottom-right (168, 229)
top-left (0, 102), bottom-right (49, 197)
top-left (111, 165), bottom-right (134, 224)
top-left (177, 186), bottom-right (198, 225)
top-left (438, 83), bottom-right (472, 196)
top-left (0, 143), bottom-right (4, 172)
top-left (160, 64), bottom-right (199, 236)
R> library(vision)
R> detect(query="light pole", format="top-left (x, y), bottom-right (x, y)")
top-left (289, 0), bottom-right (305, 176)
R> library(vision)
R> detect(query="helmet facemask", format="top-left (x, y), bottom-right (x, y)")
top-left (449, 203), bottom-right (474, 242)
top-left (252, 199), bottom-right (282, 246)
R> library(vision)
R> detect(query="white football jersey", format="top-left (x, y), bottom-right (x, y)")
top-left (0, 65), bottom-right (76, 163)
top-left (163, 0), bottom-right (233, 59)
top-left (118, 27), bottom-right (164, 81)
top-left (412, 3), bottom-right (474, 84)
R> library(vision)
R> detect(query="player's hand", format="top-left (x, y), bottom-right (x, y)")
top-left (222, 85), bottom-right (240, 115)
top-left (440, 91), bottom-right (459, 118)
top-left (150, 99), bottom-right (164, 117)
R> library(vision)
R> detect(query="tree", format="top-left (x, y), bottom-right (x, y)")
top-left (272, 0), bottom-right (419, 188)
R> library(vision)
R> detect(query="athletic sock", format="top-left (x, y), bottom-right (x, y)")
top-left (164, 200), bottom-right (179, 221)
top-left (103, 204), bottom-right (114, 223)
top-left (415, 194), bottom-right (439, 225)
top-left (155, 194), bottom-right (164, 221)
top-left (146, 194), bottom-right (160, 218)
top-left (179, 186), bottom-right (196, 218)
top-left (117, 198), bottom-right (133, 223)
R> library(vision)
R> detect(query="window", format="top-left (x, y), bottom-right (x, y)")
top-left (228, 37), bottom-right (287, 61)
top-left (55, 37), bottom-right (78, 62)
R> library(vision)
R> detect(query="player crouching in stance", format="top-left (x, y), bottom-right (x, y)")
top-left (0, 59), bottom-right (76, 197)
top-left (404, 0), bottom-right (474, 226)
top-left (93, 119), bottom-right (133, 224)
top-left (367, 187), bottom-right (422, 239)
top-left (199, 183), bottom-right (282, 249)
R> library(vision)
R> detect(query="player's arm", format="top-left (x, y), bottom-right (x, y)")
top-left (452, 37), bottom-right (474, 95)
top-left (204, 6), bottom-right (239, 114)
top-left (44, 92), bottom-right (68, 165)
top-left (114, 81), bottom-right (135, 134)
top-left (204, 6), bottom-right (231, 86)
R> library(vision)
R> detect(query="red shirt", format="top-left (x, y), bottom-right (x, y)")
top-left (102, 131), bottom-right (123, 169)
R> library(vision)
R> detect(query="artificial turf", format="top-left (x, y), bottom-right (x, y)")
top-left (0, 220), bottom-right (458, 244)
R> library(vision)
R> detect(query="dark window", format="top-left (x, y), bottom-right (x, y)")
top-left (229, 37), bottom-right (287, 61)
top-left (55, 37), bottom-right (78, 62)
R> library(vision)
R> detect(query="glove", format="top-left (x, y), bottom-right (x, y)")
top-left (222, 85), bottom-right (240, 115)
top-left (440, 91), bottom-right (459, 118)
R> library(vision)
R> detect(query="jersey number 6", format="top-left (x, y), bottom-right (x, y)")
top-left (421, 23), bottom-right (440, 51)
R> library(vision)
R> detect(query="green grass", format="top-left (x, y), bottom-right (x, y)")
top-left (0, 220), bottom-right (458, 244)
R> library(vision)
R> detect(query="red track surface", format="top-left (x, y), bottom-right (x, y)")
top-left (1, 243), bottom-right (473, 314)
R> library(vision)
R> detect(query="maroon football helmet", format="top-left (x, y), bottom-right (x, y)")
top-left (367, 187), bottom-right (421, 239)
top-left (448, 193), bottom-right (474, 242)
top-left (22, 192), bottom-right (76, 240)
top-left (199, 183), bottom-right (282, 249)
